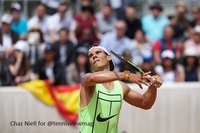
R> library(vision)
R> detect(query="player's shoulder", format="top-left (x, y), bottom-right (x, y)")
top-left (82, 72), bottom-right (92, 80)
top-left (81, 73), bottom-right (96, 88)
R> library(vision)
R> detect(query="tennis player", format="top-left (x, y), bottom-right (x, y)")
top-left (79, 46), bottom-right (162, 133)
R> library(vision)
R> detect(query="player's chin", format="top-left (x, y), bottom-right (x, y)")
top-left (93, 63), bottom-right (101, 68)
top-left (92, 65), bottom-right (100, 72)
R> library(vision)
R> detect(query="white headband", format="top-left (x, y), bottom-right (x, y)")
top-left (88, 46), bottom-right (111, 55)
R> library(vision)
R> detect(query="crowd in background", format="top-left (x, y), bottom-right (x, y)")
top-left (0, 0), bottom-right (200, 86)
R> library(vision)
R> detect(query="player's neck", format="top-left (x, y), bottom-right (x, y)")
top-left (95, 65), bottom-right (110, 72)
top-left (102, 81), bottom-right (114, 90)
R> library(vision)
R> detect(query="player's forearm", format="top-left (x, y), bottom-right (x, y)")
top-left (82, 71), bottom-right (127, 87)
top-left (142, 85), bottom-right (157, 110)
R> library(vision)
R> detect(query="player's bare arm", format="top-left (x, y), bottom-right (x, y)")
top-left (82, 71), bottom-right (151, 87)
top-left (122, 75), bottom-right (163, 110)
top-left (80, 71), bottom-right (151, 108)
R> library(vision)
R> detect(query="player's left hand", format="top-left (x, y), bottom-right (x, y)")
top-left (129, 71), bottom-right (152, 89)
top-left (149, 75), bottom-right (163, 88)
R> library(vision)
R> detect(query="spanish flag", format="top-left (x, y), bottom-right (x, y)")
top-left (19, 80), bottom-right (80, 123)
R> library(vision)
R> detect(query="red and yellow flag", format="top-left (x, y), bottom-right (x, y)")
top-left (19, 80), bottom-right (80, 123)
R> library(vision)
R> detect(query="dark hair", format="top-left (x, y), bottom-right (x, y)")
top-left (150, 2), bottom-right (163, 12)
top-left (161, 58), bottom-right (177, 71)
top-left (81, 6), bottom-right (94, 14)
top-left (135, 29), bottom-right (145, 35)
top-left (183, 56), bottom-right (199, 69)
top-left (15, 52), bottom-right (30, 77)
top-left (126, 3), bottom-right (137, 9)
top-left (59, 28), bottom-right (69, 34)
top-left (75, 51), bottom-right (91, 74)
top-left (165, 25), bottom-right (175, 31)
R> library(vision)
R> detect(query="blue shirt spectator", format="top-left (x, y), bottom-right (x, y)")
top-left (12, 19), bottom-right (28, 37)
top-left (142, 2), bottom-right (169, 43)
top-left (100, 31), bottom-right (131, 66)
top-left (100, 20), bottom-right (131, 66)
top-left (10, 3), bottom-right (28, 40)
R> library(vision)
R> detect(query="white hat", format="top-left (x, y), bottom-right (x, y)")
top-left (1, 14), bottom-right (13, 24)
top-left (10, 3), bottom-right (21, 11)
top-left (161, 50), bottom-right (175, 59)
top-left (88, 46), bottom-right (115, 71)
top-left (14, 40), bottom-right (28, 53)
top-left (184, 47), bottom-right (198, 57)
top-left (193, 25), bottom-right (200, 34)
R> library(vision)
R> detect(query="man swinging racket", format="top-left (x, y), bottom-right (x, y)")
top-left (79, 46), bottom-right (163, 133)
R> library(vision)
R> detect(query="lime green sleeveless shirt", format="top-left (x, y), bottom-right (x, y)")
top-left (79, 81), bottom-right (123, 133)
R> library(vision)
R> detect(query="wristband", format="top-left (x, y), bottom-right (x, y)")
top-left (124, 70), bottom-right (130, 80)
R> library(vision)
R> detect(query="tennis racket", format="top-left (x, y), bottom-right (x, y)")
top-left (110, 50), bottom-right (144, 74)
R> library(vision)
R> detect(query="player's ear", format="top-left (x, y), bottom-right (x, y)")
top-left (107, 55), bottom-right (112, 61)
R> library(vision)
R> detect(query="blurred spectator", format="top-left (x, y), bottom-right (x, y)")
top-left (0, 46), bottom-right (12, 86)
top-left (40, 0), bottom-right (67, 15)
top-left (0, 14), bottom-right (19, 49)
top-left (66, 47), bottom-right (91, 84)
top-left (119, 49), bottom-right (135, 83)
top-left (100, 20), bottom-right (131, 66)
top-left (119, 50), bottom-right (135, 72)
top-left (153, 25), bottom-right (181, 65)
top-left (130, 29), bottom-right (152, 66)
top-left (54, 28), bottom-right (75, 67)
top-left (124, 4), bottom-right (142, 39)
top-left (77, 28), bottom-right (94, 48)
top-left (142, 2), bottom-right (169, 43)
top-left (34, 44), bottom-right (66, 85)
top-left (28, 3), bottom-right (50, 43)
top-left (10, 3), bottom-right (28, 40)
top-left (141, 56), bottom-right (155, 75)
top-left (75, 0), bottom-right (93, 14)
top-left (74, 5), bottom-right (97, 45)
top-left (179, 47), bottom-right (200, 82)
top-left (170, 1), bottom-right (192, 41)
top-left (73, 0), bottom-right (101, 14)
top-left (27, 27), bottom-right (46, 67)
top-left (7, 40), bottom-right (30, 85)
top-left (48, 3), bottom-right (76, 43)
top-left (184, 26), bottom-right (200, 56)
top-left (109, 0), bottom-right (136, 20)
top-left (190, 5), bottom-right (200, 28)
top-left (96, 3), bottom-right (116, 40)
top-left (155, 50), bottom-right (182, 83)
